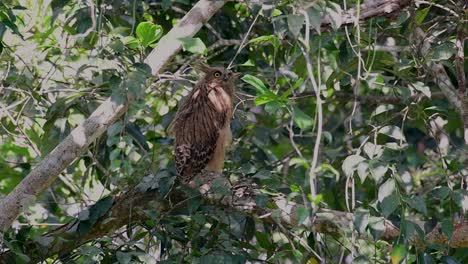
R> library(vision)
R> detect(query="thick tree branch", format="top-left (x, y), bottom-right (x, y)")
top-left (321, 0), bottom-right (411, 29)
top-left (0, 0), bottom-right (228, 233)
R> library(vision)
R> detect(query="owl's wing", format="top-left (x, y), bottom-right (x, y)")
top-left (173, 95), bottom-right (227, 182)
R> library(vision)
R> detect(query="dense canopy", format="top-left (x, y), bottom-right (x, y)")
top-left (0, 0), bottom-right (467, 263)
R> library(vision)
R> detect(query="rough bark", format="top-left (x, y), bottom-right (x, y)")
top-left (0, 0), bottom-right (228, 233)
top-left (321, 0), bottom-right (411, 29)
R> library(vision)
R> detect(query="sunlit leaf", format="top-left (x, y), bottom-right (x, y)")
top-left (178, 37), bottom-right (206, 54)
top-left (391, 244), bottom-right (407, 264)
top-left (342, 155), bottom-right (366, 177)
top-left (136, 22), bottom-right (163, 47)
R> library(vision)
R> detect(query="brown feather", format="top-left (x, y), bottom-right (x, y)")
top-left (170, 65), bottom-right (238, 183)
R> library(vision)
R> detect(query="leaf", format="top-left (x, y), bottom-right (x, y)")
top-left (255, 231), bottom-right (272, 250)
top-left (407, 195), bottom-right (427, 215)
top-left (325, 2), bottom-right (343, 29)
top-left (441, 256), bottom-right (461, 264)
top-left (379, 125), bottom-right (406, 141)
top-left (88, 196), bottom-right (114, 222)
top-left (354, 209), bottom-right (369, 233)
top-left (363, 142), bottom-right (383, 159)
top-left (248, 35), bottom-right (280, 49)
top-left (391, 244), bottom-right (407, 264)
top-left (287, 14), bottom-right (304, 37)
top-left (369, 160), bottom-right (388, 183)
top-left (136, 21), bottom-right (163, 47)
top-left (415, 7), bottom-right (430, 25)
top-left (342, 155), bottom-right (366, 177)
top-left (306, 7), bottom-right (322, 34)
top-left (432, 43), bottom-right (455, 61)
top-left (412, 81), bottom-right (431, 98)
top-left (254, 93), bottom-right (279, 105)
top-left (178, 37), bottom-right (206, 54)
top-left (441, 218), bottom-right (454, 239)
top-left (371, 104), bottom-right (394, 117)
top-left (297, 206), bottom-right (309, 225)
top-left (378, 179), bottom-right (396, 202)
top-left (357, 162), bottom-right (369, 182)
top-left (293, 106), bottom-right (313, 130)
top-left (253, 170), bottom-right (272, 179)
top-left (117, 252), bottom-right (132, 264)
top-left (241, 74), bottom-right (268, 94)
top-left (380, 193), bottom-right (399, 217)
top-left (431, 186), bottom-right (450, 200)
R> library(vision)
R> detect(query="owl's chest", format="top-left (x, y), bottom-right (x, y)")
top-left (206, 84), bottom-right (233, 117)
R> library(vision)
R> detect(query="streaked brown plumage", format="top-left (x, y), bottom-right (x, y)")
top-left (170, 63), bottom-right (240, 183)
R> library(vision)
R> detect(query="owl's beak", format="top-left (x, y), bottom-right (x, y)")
top-left (231, 72), bottom-right (241, 79)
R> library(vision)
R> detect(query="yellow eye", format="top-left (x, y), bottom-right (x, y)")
top-left (214, 71), bottom-right (221, 78)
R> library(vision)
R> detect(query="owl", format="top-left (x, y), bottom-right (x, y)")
top-left (170, 63), bottom-right (240, 184)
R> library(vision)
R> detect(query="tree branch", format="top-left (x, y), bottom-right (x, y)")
top-left (0, 0), bottom-right (228, 233)
top-left (320, 0), bottom-right (411, 29)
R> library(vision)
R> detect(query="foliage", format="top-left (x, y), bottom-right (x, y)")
top-left (0, 0), bottom-right (467, 263)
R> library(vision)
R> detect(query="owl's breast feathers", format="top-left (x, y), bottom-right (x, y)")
top-left (172, 82), bottom-right (233, 183)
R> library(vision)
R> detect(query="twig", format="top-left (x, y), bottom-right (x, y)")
top-left (227, 11), bottom-right (261, 69)
top-left (455, 18), bottom-right (466, 94)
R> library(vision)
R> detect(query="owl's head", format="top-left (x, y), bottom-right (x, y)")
top-left (195, 62), bottom-right (241, 85)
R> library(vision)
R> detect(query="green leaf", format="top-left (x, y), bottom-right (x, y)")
top-left (431, 186), bottom-right (450, 200)
top-left (432, 43), bottom-right (455, 61)
top-left (391, 244), bottom-right (407, 264)
top-left (378, 179), bottom-right (396, 202)
top-left (407, 195), bottom-right (427, 215)
top-left (293, 106), bottom-right (313, 130)
top-left (325, 2), bottom-right (343, 29)
top-left (369, 160), bottom-right (388, 183)
top-left (357, 162), bottom-right (369, 183)
top-left (287, 14), bottom-right (304, 37)
top-left (412, 81), bottom-right (431, 98)
top-left (116, 252), bottom-right (132, 264)
top-left (136, 21), bottom-right (163, 47)
top-left (241, 74), bottom-right (268, 94)
top-left (441, 218), bottom-right (454, 239)
top-left (379, 125), bottom-right (406, 141)
top-left (178, 37), bottom-right (206, 54)
top-left (380, 193), bottom-right (399, 217)
top-left (306, 7), bottom-right (322, 34)
top-left (415, 7), bottom-right (430, 25)
top-left (255, 231), bottom-right (272, 250)
top-left (88, 196), bottom-right (114, 222)
top-left (297, 206), bottom-right (309, 225)
top-left (371, 104), bottom-right (394, 117)
top-left (254, 93), bottom-right (279, 105)
top-left (441, 256), bottom-right (461, 264)
top-left (248, 35), bottom-right (279, 49)
top-left (342, 155), bottom-right (366, 177)
top-left (354, 209), bottom-right (369, 233)
top-left (253, 170), bottom-right (272, 179)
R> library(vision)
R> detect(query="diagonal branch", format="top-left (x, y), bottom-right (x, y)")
top-left (0, 0), bottom-right (228, 233)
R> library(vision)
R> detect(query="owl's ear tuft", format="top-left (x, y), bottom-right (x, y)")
top-left (193, 62), bottom-right (212, 73)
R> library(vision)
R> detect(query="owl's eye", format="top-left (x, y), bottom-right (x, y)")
top-left (213, 71), bottom-right (222, 78)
